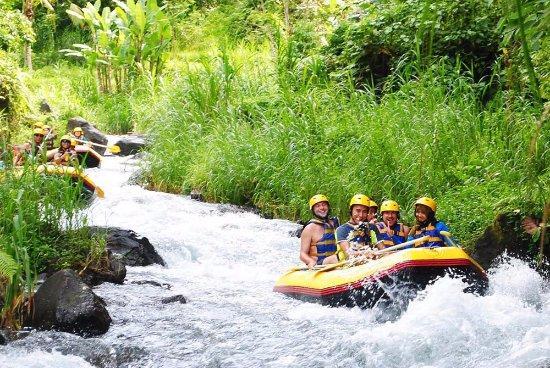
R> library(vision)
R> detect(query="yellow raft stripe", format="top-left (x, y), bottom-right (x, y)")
top-left (76, 145), bottom-right (103, 162)
top-left (275, 247), bottom-right (485, 290)
top-left (37, 164), bottom-right (104, 198)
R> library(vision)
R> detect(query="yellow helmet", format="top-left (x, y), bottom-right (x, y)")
top-left (381, 200), bottom-right (400, 213)
top-left (73, 127), bottom-right (83, 133)
top-left (43, 125), bottom-right (51, 130)
top-left (60, 135), bottom-right (71, 143)
top-left (33, 128), bottom-right (45, 136)
top-left (415, 197), bottom-right (437, 212)
top-left (349, 194), bottom-right (370, 209)
top-left (369, 200), bottom-right (378, 209)
top-left (33, 122), bottom-right (44, 129)
top-left (309, 194), bottom-right (329, 209)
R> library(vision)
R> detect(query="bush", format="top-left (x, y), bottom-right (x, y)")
top-left (323, 0), bottom-right (501, 88)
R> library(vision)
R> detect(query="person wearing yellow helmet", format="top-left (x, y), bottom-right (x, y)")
top-left (406, 197), bottom-right (451, 248)
top-left (323, 194), bottom-right (378, 264)
top-left (367, 200), bottom-right (378, 224)
top-left (71, 126), bottom-right (92, 147)
top-left (374, 200), bottom-right (410, 249)
top-left (299, 194), bottom-right (340, 268)
top-left (53, 135), bottom-right (78, 166)
top-left (12, 128), bottom-right (47, 166)
top-left (43, 125), bottom-right (56, 150)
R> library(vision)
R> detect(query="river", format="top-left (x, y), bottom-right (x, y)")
top-left (0, 154), bottom-right (549, 368)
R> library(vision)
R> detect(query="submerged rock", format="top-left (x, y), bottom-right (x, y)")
top-left (131, 280), bottom-right (171, 289)
top-left (30, 269), bottom-right (111, 337)
top-left (67, 117), bottom-right (108, 155)
top-left (161, 295), bottom-right (187, 304)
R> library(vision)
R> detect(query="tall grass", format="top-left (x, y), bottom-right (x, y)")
top-left (139, 45), bottom-right (548, 248)
top-left (0, 157), bottom-right (94, 328)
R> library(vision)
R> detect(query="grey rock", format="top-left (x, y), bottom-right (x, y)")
top-left (161, 295), bottom-right (187, 304)
top-left (113, 135), bottom-right (148, 156)
top-left (89, 227), bottom-right (166, 267)
top-left (30, 269), bottom-right (111, 337)
top-left (79, 251), bottom-right (127, 287)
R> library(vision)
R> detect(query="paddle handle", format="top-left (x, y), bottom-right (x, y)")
top-left (375, 235), bottom-right (430, 255)
top-left (73, 137), bottom-right (106, 148)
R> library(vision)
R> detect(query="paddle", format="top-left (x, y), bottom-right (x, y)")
top-left (374, 235), bottom-right (430, 255)
top-left (439, 230), bottom-right (457, 247)
top-left (287, 236), bottom-right (431, 274)
top-left (73, 137), bottom-right (121, 154)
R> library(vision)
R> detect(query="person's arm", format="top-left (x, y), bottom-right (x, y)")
top-left (402, 225), bottom-right (410, 239)
top-left (299, 225), bottom-right (317, 269)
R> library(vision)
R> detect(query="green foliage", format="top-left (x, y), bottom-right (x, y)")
top-left (499, 0), bottom-right (549, 102)
top-left (0, 9), bottom-right (35, 52)
top-left (0, 53), bottom-right (31, 140)
top-left (0, 250), bottom-right (18, 279)
top-left (62, 0), bottom-right (173, 93)
top-left (323, 0), bottom-right (501, 88)
top-left (0, 162), bottom-right (95, 327)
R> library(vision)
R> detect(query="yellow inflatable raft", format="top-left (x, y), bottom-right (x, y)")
top-left (274, 246), bottom-right (487, 308)
top-left (36, 164), bottom-right (104, 198)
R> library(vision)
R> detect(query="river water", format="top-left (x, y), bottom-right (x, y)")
top-left (0, 154), bottom-right (549, 368)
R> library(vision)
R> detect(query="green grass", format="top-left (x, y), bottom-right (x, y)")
top-left (138, 46), bottom-right (548, 248)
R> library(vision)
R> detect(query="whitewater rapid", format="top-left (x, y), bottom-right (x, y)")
top-left (0, 154), bottom-right (548, 368)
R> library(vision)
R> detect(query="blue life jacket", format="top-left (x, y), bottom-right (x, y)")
top-left (407, 221), bottom-right (449, 248)
top-left (307, 217), bottom-right (339, 264)
top-left (376, 222), bottom-right (407, 247)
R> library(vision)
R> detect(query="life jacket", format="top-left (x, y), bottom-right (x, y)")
top-left (307, 216), bottom-right (339, 265)
top-left (376, 222), bottom-right (407, 247)
top-left (409, 221), bottom-right (447, 247)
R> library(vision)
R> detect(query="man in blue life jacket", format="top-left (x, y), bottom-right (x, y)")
top-left (407, 197), bottom-right (450, 248)
top-left (324, 194), bottom-right (378, 264)
top-left (375, 200), bottom-right (410, 249)
top-left (300, 194), bottom-right (340, 269)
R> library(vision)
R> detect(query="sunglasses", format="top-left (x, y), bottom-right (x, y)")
top-left (61, 140), bottom-right (70, 144)
top-left (34, 134), bottom-right (44, 137)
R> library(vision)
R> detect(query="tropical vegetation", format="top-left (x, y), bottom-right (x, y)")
top-left (0, 0), bottom-right (548, 327)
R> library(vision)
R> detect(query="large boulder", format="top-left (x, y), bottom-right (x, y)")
top-left (472, 212), bottom-right (549, 275)
top-left (67, 117), bottom-right (108, 155)
top-left (79, 251), bottom-right (127, 287)
top-left (30, 269), bottom-right (111, 337)
top-left (90, 227), bottom-right (165, 267)
top-left (113, 135), bottom-right (148, 156)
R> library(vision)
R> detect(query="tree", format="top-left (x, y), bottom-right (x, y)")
top-left (22, 0), bottom-right (54, 70)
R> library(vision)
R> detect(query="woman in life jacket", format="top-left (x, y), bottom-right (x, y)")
top-left (375, 200), bottom-right (410, 249)
top-left (299, 194), bottom-right (340, 268)
top-left (53, 135), bottom-right (78, 166)
top-left (406, 197), bottom-right (451, 248)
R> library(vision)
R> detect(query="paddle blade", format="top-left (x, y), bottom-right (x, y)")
top-left (108, 145), bottom-right (121, 154)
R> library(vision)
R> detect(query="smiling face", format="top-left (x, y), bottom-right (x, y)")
top-left (415, 204), bottom-right (432, 223)
top-left (382, 211), bottom-right (398, 227)
top-left (350, 204), bottom-right (369, 225)
top-left (33, 133), bottom-right (44, 144)
top-left (367, 207), bottom-right (377, 221)
top-left (312, 201), bottom-right (329, 218)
